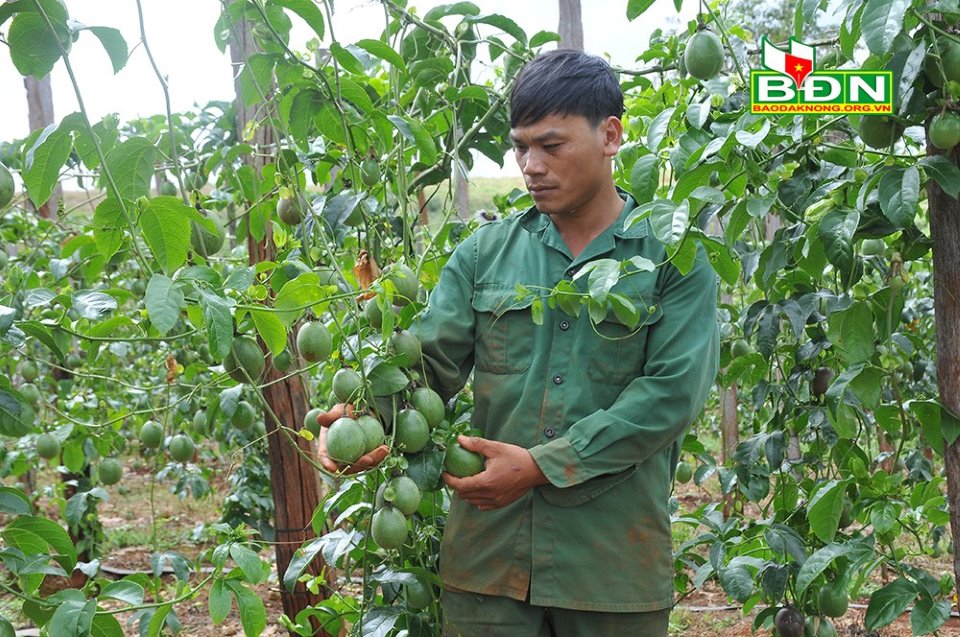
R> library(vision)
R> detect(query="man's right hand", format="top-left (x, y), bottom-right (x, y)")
top-left (315, 403), bottom-right (389, 475)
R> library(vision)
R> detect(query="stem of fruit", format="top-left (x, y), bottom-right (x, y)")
top-left (135, 0), bottom-right (188, 201)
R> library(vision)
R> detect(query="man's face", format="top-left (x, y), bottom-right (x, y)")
top-left (509, 113), bottom-right (622, 217)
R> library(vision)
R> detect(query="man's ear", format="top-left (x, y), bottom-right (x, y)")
top-left (600, 116), bottom-right (624, 157)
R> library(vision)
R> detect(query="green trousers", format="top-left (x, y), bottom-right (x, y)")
top-left (441, 589), bottom-right (671, 637)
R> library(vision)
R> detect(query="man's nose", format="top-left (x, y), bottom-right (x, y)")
top-left (521, 150), bottom-right (547, 176)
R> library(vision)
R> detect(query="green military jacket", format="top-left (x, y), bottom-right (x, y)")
top-left (415, 193), bottom-right (719, 612)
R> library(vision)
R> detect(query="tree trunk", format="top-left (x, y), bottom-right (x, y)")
top-left (24, 74), bottom-right (61, 218)
top-left (229, 8), bottom-right (330, 630)
top-left (557, 0), bottom-right (584, 51)
top-left (927, 147), bottom-right (960, 605)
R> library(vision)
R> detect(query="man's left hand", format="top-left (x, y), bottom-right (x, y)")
top-left (443, 435), bottom-right (550, 511)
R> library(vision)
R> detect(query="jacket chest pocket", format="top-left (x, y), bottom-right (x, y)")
top-left (586, 298), bottom-right (663, 384)
top-left (472, 287), bottom-right (535, 374)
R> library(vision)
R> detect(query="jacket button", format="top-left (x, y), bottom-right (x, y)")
top-left (559, 320), bottom-right (570, 331)
top-left (553, 375), bottom-right (564, 385)
top-left (566, 268), bottom-right (576, 277)
top-left (544, 427), bottom-right (556, 438)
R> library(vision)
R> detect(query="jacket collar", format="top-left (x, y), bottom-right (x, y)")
top-left (517, 188), bottom-right (649, 239)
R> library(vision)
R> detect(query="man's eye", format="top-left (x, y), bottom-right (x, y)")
top-left (544, 144), bottom-right (560, 151)
top-left (514, 146), bottom-right (528, 153)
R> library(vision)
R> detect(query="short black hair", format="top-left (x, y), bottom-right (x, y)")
top-left (510, 50), bottom-right (624, 128)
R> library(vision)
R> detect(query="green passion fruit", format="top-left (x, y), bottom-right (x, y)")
top-left (35, 433), bottom-right (61, 460)
top-left (371, 505), bottom-right (408, 549)
top-left (140, 420), bottom-right (164, 448)
top-left (376, 475), bottom-right (421, 515)
top-left (389, 330), bottom-right (422, 367)
top-left (444, 442), bottom-right (485, 477)
top-left (332, 368), bottom-right (365, 403)
top-left (0, 162), bottom-right (14, 209)
top-left (232, 400), bottom-right (256, 430)
top-left (304, 407), bottom-right (324, 436)
top-left (393, 409), bottom-right (429, 453)
top-left (384, 264), bottom-right (419, 305)
top-left (297, 321), bottom-right (333, 363)
top-left (190, 217), bottom-right (225, 257)
top-left (409, 387), bottom-right (444, 428)
top-left (276, 196), bottom-right (304, 225)
top-left (356, 414), bottom-right (385, 452)
top-left (224, 336), bottom-right (265, 384)
top-left (929, 111), bottom-right (960, 150)
top-left (675, 460), bottom-right (694, 484)
top-left (859, 116), bottom-right (904, 149)
top-left (684, 30), bottom-right (725, 81)
top-left (924, 39), bottom-right (960, 87)
top-left (98, 458), bottom-right (123, 485)
top-left (326, 417), bottom-right (366, 464)
top-left (168, 434), bottom-right (196, 463)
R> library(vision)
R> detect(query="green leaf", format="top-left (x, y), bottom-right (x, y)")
top-left (865, 578), bottom-right (918, 630)
top-left (93, 197), bottom-right (127, 259)
top-left (807, 479), bottom-right (846, 543)
top-left (23, 120), bottom-right (72, 207)
top-left (470, 14), bottom-right (526, 44)
top-left (104, 137), bottom-right (157, 201)
top-left (90, 614), bottom-right (124, 637)
top-left (338, 77), bottom-right (374, 113)
top-left (274, 272), bottom-right (325, 326)
top-left (238, 54), bottom-right (276, 106)
top-left (817, 207), bottom-right (859, 276)
top-left (649, 199), bottom-right (689, 245)
top-left (686, 101), bottom-right (710, 130)
top-left (330, 41), bottom-right (364, 74)
top-left (609, 293), bottom-right (640, 329)
top-left (283, 537), bottom-right (324, 592)
top-left (627, 0), bottom-right (656, 20)
top-left (49, 598), bottom-right (96, 637)
top-left (100, 580), bottom-right (144, 605)
top-left (530, 30), bottom-right (561, 47)
top-left (425, 2), bottom-right (480, 20)
top-left (273, 0), bottom-right (324, 40)
top-left (19, 321), bottom-right (65, 359)
top-left (209, 578), bottom-right (232, 624)
top-left (198, 290), bottom-right (235, 362)
top-left (354, 38), bottom-right (407, 72)
top-left (225, 580), bottom-right (267, 637)
top-left (911, 597), bottom-right (951, 635)
top-left (0, 487), bottom-right (32, 515)
top-left (146, 603), bottom-right (171, 637)
top-left (0, 390), bottom-right (36, 437)
top-left (230, 544), bottom-right (264, 584)
top-left (718, 565), bottom-right (753, 602)
top-left (840, 3), bottom-right (863, 60)
top-left (918, 155), bottom-right (960, 198)
top-left (73, 291), bottom-right (117, 320)
top-left (145, 274), bottom-right (184, 336)
top-left (826, 302), bottom-right (875, 364)
top-left (700, 237), bottom-right (741, 286)
top-left (368, 360), bottom-right (409, 396)
top-left (735, 119), bottom-right (771, 149)
top-left (139, 196), bottom-right (192, 275)
top-left (3, 515), bottom-right (77, 571)
top-left (629, 154), bottom-right (659, 204)
top-left (646, 107), bottom-right (675, 151)
top-left (796, 541), bottom-right (872, 593)
top-left (8, 12), bottom-right (65, 78)
top-left (878, 166), bottom-right (919, 227)
top-left (861, 0), bottom-right (911, 56)
top-left (388, 115), bottom-right (438, 165)
top-left (250, 309), bottom-right (287, 356)
top-left (83, 26), bottom-right (128, 73)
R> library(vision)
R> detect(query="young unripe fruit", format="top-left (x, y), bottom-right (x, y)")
top-left (817, 581), bottom-right (849, 618)
top-left (326, 417), bottom-right (365, 464)
top-left (360, 159), bottom-right (380, 188)
top-left (389, 330), bottom-right (422, 368)
top-left (168, 434), bottom-right (195, 463)
top-left (192, 410), bottom-right (209, 436)
top-left (377, 476), bottom-right (421, 515)
top-left (332, 368), bottom-right (364, 403)
top-left (232, 400), bottom-right (256, 430)
top-left (273, 349), bottom-right (293, 372)
top-left (929, 111), bottom-right (960, 150)
top-left (684, 30), bottom-right (724, 81)
top-left (304, 407), bottom-right (324, 436)
top-left (444, 442), bottom-right (485, 477)
top-left (158, 181), bottom-right (177, 196)
top-left (371, 506), bottom-right (408, 549)
top-left (224, 336), bottom-right (265, 384)
top-left (140, 421), bottom-right (163, 448)
top-left (859, 116), bottom-right (904, 149)
top-left (99, 458), bottom-right (123, 485)
top-left (804, 616), bottom-right (837, 637)
top-left (675, 461), bottom-right (694, 484)
top-left (404, 578), bottom-right (433, 610)
top-left (409, 387), bottom-right (444, 428)
top-left (384, 264), bottom-right (419, 305)
top-left (276, 196), bottom-right (304, 225)
top-left (860, 238), bottom-right (887, 256)
top-left (356, 414), bottom-right (385, 452)
top-left (18, 383), bottom-right (40, 407)
top-left (394, 409), bottom-right (429, 453)
top-left (190, 218), bottom-right (225, 257)
top-left (36, 433), bottom-right (61, 460)
top-left (20, 361), bottom-right (38, 382)
top-left (297, 321), bottom-right (333, 363)
top-left (730, 338), bottom-right (751, 358)
top-left (925, 39), bottom-right (960, 87)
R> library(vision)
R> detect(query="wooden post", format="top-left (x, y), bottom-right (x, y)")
top-left (557, 0), bottom-right (584, 51)
top-left (926, 145), bottom-right (960, 605)
top-left (229, 7), bottom-right (330, 630)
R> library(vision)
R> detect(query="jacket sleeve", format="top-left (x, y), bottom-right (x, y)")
top-left (411, 234), bottom-right (477, 403)
top-left (528, 249), bottom-right (720, 488)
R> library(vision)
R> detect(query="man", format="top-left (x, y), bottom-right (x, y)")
top-left (319, 50), bottom-right (719, 637)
